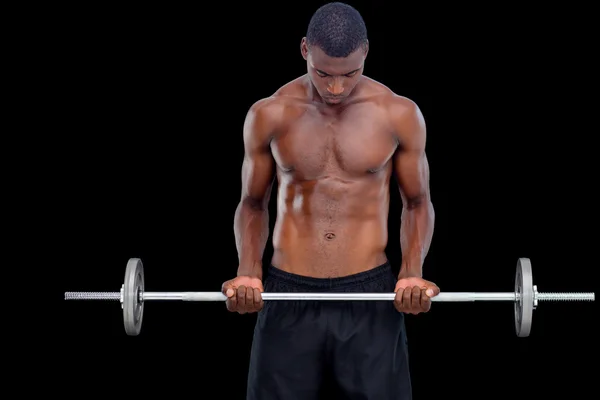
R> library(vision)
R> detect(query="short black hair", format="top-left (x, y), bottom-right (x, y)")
top-left (306, 2), bottom-right (368, 58)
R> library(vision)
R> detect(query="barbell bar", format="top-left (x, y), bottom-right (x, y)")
top-left (64, 257), bottom-right (594, 337)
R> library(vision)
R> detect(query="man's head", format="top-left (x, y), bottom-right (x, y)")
top-left (301, 2), bottom-right (369, 105)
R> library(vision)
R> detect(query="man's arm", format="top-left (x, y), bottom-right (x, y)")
top-left (390, 97), bottom-right (434, 279)
top-left (234, 98), bottom-right (278, 279)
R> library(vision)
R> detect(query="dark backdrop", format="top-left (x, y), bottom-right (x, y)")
top-left (56, 1), bottom-right (596, 398)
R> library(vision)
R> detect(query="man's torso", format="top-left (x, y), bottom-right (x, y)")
top-left (265, 76), bottom-right (407, 278)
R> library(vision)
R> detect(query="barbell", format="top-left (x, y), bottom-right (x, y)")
top-left (64, 257), bottom-right (594, 337)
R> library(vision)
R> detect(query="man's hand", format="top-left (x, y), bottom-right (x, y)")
top-left (221, 276), bottom-right (264, 314)
top-left (393, 277), bottom-right (440, 314)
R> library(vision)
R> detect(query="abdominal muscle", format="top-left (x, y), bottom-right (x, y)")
top-left (270, 175), bottom-right (390, 278)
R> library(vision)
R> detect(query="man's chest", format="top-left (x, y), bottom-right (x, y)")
top-left (271, 105), bottom-right (397, 178)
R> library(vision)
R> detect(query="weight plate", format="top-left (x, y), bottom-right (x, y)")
top-left (123, 258), bottom-right (144, 336)
top-left (514, 258), bottom-right (533, 337)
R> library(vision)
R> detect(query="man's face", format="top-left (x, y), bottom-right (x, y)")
top-left (301, 38), bottom-right (367, 105)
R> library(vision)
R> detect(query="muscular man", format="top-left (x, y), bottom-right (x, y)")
top-left (222, 2), bottom-right (439, 399)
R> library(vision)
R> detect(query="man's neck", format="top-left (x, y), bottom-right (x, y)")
top-left (302, 75), bottom-right (366, 106)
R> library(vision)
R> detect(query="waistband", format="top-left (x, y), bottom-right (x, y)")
top-left (266, 261), bottom-right (393, 290)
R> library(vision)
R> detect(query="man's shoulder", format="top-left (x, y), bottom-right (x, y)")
top-left (367, 79), bottom-right (417, 107)
top-left (242, 79), bottom-right (304, 144)
top-left (246, 76), bottom-right (308, 124)
top-left (385, 95), bottom-right (422, 132)
top-left (388, 95), bottom-right (426, 145)
top-left (358, 77), bottom-right (418, 112)
top-left (360, 78), bottom-right (425, 144)
top-left (367, 84), bottom-right (420, 122)
top-left (247, 95), bottom-right (285, 119)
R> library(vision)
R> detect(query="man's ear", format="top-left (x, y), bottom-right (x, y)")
top-left (300, 37), bottom-right (309, 60)
top-left (364, 39), bottom-right (369, 58)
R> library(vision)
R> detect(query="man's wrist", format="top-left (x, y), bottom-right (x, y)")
top-left (398, 260), bottom-right (423, 279)
top-left (237, 260), bottom-right (263, 279)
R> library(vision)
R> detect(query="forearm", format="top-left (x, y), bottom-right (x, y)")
top-left (234, 197), bottom-right (270, 278)
top-left (399, 198), bottom-right (435, 278)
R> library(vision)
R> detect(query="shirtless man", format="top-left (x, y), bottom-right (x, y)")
top-left (221, 2), bottom-right (439, 399)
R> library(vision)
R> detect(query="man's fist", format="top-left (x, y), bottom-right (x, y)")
top-left (221, 276), bottom-right (264, 314)
top-left (393, 277), bottom-right (440, 314)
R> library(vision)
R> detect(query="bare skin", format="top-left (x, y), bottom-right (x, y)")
top-left (222, 38), bottom-right (440, 315)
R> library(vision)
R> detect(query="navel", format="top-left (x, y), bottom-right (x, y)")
top-left (324, 232), bottom-right (336, 240)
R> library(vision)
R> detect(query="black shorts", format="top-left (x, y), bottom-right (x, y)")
top-left (246, 262), bottom-right (411, 400)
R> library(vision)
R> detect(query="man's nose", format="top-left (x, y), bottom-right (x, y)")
top-left (326, 79), bottom-right (345, 95)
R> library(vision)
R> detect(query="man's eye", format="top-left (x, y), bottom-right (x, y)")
top-left (316, 71), bottom-right (328, 77)
top-left (345, 72), bottom-right (357, 77)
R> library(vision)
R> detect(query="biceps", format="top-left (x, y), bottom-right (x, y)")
top-left (394, 150), bottom-right (430, 207)
top-left (241, 149), bottom-right (275, 207)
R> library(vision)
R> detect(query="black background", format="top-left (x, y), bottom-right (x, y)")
top-left (54, 1), bottom-right (596, 398)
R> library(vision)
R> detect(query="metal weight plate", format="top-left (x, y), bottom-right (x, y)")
top-left (514, 258), bottom-right (533, 337)
top-left (123, 258), bottom-right (145, 336)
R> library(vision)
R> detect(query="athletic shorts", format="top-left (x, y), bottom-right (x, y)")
top-left (246, 261), bottom-right (412, 400)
